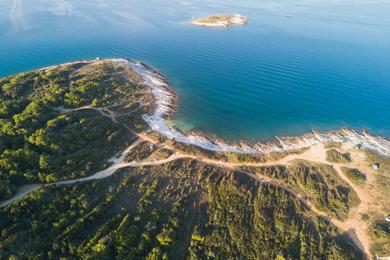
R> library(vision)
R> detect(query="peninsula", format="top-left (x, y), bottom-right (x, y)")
top-left (192, 14), bottom-right (249, 27)
top-left (0, 59), bottom-right (389, 259)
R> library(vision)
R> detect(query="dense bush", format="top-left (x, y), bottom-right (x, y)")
top-left (326, 149), bottom-right (351, 163)
top-left (0, 159), bottom-right (362, 259)
top-left (0, 61), bottom-right (143, 200)
top-left (241, 160), bottom-right (360, 220)
top-left (341, 167), bottom-right (366, 185)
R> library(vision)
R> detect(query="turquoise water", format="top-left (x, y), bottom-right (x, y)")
top-left (1, 0), bottom-right (389, 141)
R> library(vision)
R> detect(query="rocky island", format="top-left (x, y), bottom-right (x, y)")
top-left (0, 59), bottom-right (389, 259)
top-left (192, 14), bottom-right (249, 27)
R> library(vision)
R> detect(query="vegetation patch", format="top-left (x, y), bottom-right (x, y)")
top-left (148, 148), bottom-right (174, 161)
top-left (368, 219), bottom-right (390, 256)
top-left (124, 141), bottom-right (156, 162)
top-left (364, 150), bottom-right (390, 203)
top-left (326, 149), bottom-right (352, 164)
top-left (195, 14), bottom-right (236, 23)
top-left (241, 160), bottom-right (360, 220)
top-left (324, 142), bottom-right (342, 149)
top-left (0, 61), bottom-right (148, 201)
top-left (364, 149), bottom-right (390, 175)
top-left (341, 167), bottom-right (366, 185)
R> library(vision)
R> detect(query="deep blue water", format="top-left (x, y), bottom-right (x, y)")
top-left (1, 0), bottom-right (389, 141)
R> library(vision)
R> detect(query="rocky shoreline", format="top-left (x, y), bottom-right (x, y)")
top-left (116, 58), bottom-right (390, 157)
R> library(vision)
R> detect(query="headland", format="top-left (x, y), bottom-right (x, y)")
top-left (0, 59), bottom-right (389, 259)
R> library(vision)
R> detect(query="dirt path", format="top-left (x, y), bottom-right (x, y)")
top-left (3, 105), bottom-right (385, 258)
top-left (0, 184), bottom-right (41, 207)
top-left (0, 141), bottom-right (186, 207)
top-left (63, 106), bottom-right (380, 258)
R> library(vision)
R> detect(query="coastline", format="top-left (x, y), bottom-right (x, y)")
top-left (11, 58), bottom-right (389, 158)
top-left (116, 58), bottom-right (390, 157)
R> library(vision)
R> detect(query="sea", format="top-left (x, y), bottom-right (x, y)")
top-left (1, 0), bottom-right (389, 142)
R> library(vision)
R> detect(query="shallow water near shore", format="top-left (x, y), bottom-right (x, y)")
top-left (1, 0), bottom-right (389, 142)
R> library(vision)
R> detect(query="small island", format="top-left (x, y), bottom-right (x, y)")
top-left (192, 14), bottom-right (249, 27)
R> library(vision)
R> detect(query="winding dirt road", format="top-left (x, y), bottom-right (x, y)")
top-left (2, 105), bottom-right (385, 259)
